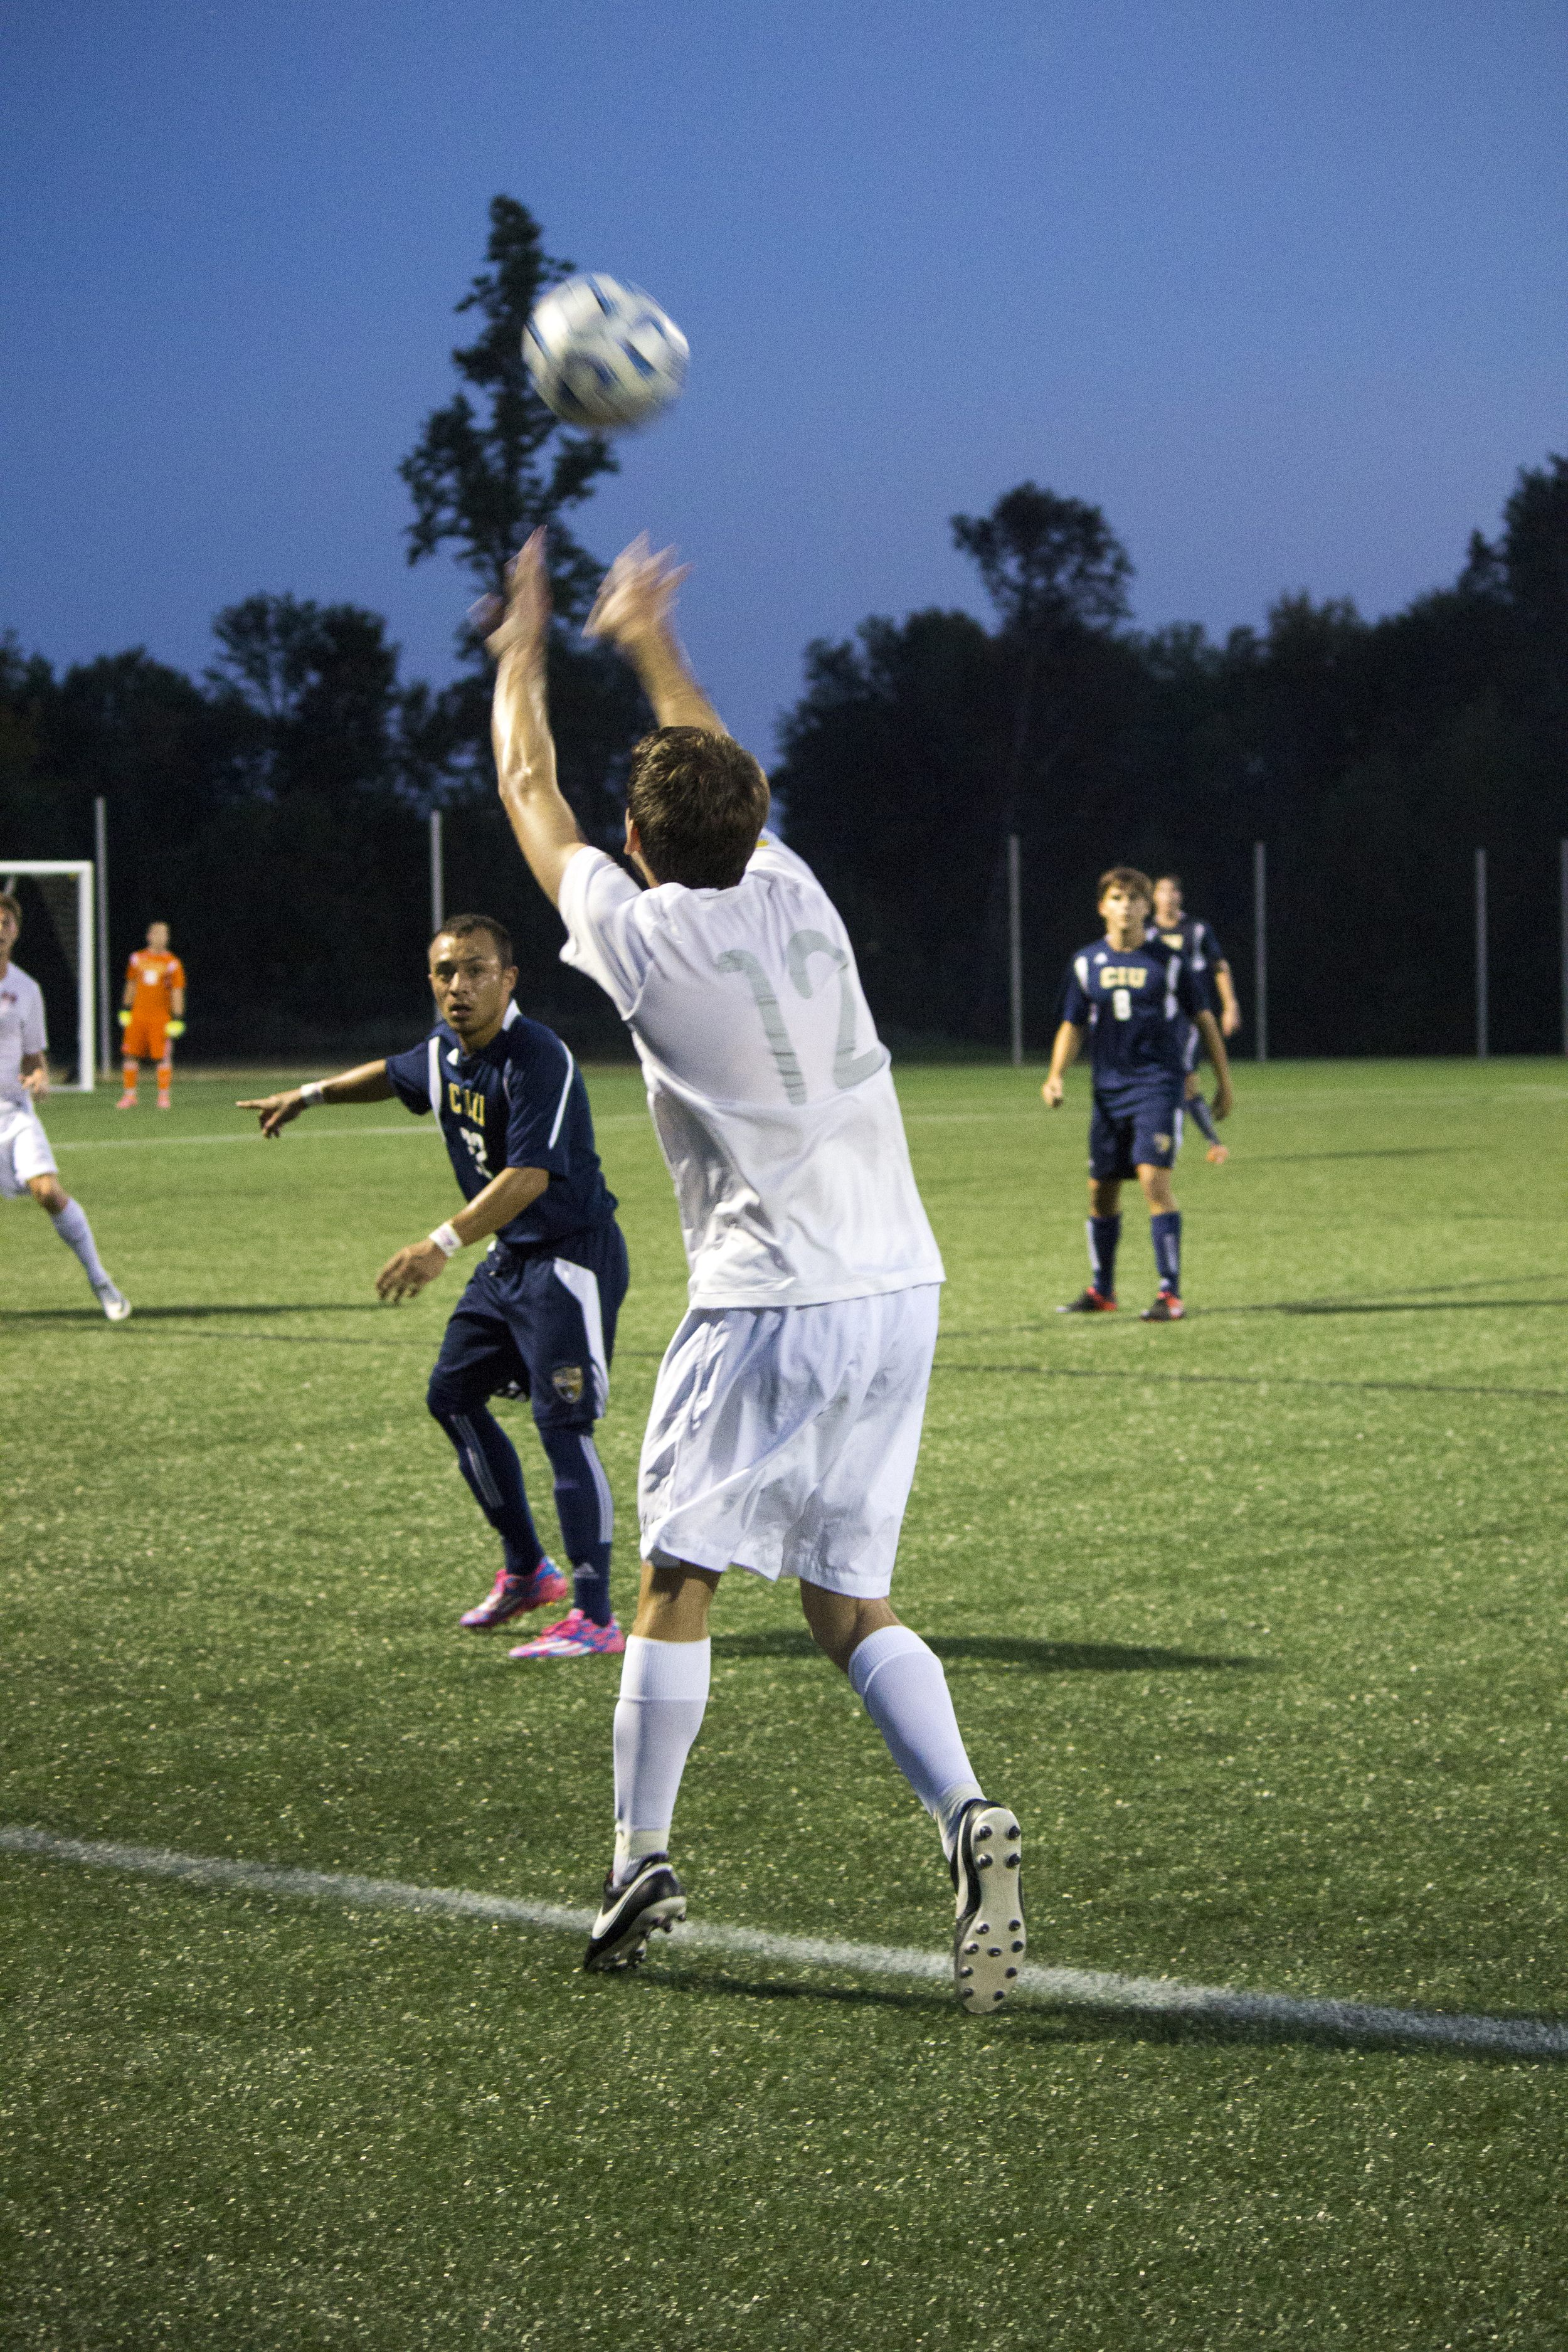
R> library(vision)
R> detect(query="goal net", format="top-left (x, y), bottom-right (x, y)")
top-left (0, 861), bottom-right (98, 1089)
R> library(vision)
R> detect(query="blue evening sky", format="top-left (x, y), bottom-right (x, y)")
top-left (2, 1), bottom-right (1564, 759)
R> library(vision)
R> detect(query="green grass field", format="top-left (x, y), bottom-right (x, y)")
top-left (4, 1059), bottom-right (1567, 2348)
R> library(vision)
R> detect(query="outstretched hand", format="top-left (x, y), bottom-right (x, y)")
top-left (239, 1089), bottom-right (304, 1138)
top-left (584, 532), bottom-right (691, 651)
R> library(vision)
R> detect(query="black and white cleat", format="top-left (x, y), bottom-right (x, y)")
top-left (583, 1855), bottom-right (687, 1973)
top-left (950, 1803), bottom-right (1024, 2015)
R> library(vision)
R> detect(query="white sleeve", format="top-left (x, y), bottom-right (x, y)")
top-left (21, 978), bottom-right (46, 1056)
top-left (745, 830), bottom-right (820, 889)
top-left (557, 845), bottom-right (650, 1018)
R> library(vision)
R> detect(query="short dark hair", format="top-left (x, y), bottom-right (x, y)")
top-left (626, 726), bottom-right (771, 890)
top-left (0, 890), bottom-right (20, 930)
top-left (433, 913), bottom-right (514, 967)
top-left (1154, 872), bottom-right (1182, 892)
top-left (1097, 866), bottom-right (1154, 909)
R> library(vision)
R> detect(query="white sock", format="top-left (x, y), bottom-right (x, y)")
top-left (50, 1200), bottom-right (109, 1290)
top-left (849, 1625), bottom-right (982, 1852)
top-left (611, 1634), bottom-right (711, 1885)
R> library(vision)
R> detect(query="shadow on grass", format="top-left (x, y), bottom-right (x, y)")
top-left (709, 1629), bottom-right (1259, 1672)
top-left (1209, 1297), bottom-right (1568, 1318)
top-left (644, 1963), bottom-right (1567, 2063)
top-left (1246, 1146), bottom-right (1478, 1162)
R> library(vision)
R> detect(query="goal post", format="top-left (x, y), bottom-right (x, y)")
top-left (0, 860), bottom-right (98, 1089)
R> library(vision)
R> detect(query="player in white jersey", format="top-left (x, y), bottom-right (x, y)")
top-left (480, 532), bottom-right (1022, 2011)
top-left (0, 891), bottom-right (130, 1319)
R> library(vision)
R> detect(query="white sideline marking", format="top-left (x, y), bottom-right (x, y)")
top-left (51, 1113), bottom-right (650, 1154)
top-left (3, 1825), bottom-right (1561, 2058)
top-left (51, 1126), bottom-right (442, 1152)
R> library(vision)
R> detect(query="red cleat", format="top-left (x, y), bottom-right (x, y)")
top-left (1140, 1292), bottom-right (1186, 1322)
top-left (1057, 1287), bottom-right (1117, 1314)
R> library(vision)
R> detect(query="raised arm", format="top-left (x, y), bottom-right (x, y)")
top-left (481, 530), bottom-right (587, 910)
top-left (584, 534), bottom-right (726, 736)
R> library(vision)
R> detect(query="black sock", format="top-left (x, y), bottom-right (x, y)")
top-left (1189, 1093), bottom-right (1219, 1145)
top-left (538, 1426), bottom-right (615, 1624)
top-left (1150, 1210), bottom-right (1182, 1295)
top-left (1087, 1214), bottom-right (1121, 1298)
top-left (430, 1400), bottom-right (544, 1574)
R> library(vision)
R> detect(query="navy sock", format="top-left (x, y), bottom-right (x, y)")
top-left (1087, 1214), bottom-right (1121, 1299)
top-left (429, 1399), bottom-right (544, 1576)
top-left (538, 1426), bottom-right (615, 1624)
top-left (1151, 1210), bottom-right (1182, 1295)
top-left (1188, 1093), bottom-right (1220, 1145)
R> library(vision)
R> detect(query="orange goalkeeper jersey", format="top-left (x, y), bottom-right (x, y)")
top-left (126, 949), bottom-right (185, 1017)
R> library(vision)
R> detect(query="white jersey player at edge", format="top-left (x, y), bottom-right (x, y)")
top-left (0, 889), bottom-right (130, 1319)
top-left (483, 532), bottom-right (1022, 2011)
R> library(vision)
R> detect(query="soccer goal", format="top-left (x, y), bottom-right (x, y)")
top-left (0, 860), bottom-right (98, 1089)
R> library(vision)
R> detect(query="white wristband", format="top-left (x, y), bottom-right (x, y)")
top-left (300, 1081), bottom-right (325, 1107)
top-left (429, 1222), bottom-right (462, 1258)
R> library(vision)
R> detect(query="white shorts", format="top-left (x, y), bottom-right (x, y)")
top-left (638, 1284), bottom-right (941, 1598)
top-left (0, 1102), bottom-right (57, 1198)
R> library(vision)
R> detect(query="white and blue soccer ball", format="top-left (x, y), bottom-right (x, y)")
top-left (523, 274), bottom-right (688, 432)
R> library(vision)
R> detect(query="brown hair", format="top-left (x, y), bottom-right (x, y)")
top-left (1096, 866), bottom-right (1155, 909)
top-left (0, 891), bottom-right (20, 930)
top-left (433, 913), bottom-right (514, 967)
top-left (626, 726), bottom-right (771, 890)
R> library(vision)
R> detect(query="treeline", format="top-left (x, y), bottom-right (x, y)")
top-left (2, 189), bottom-right (1564, 1062)
top-left (776, 459), bottom-right (1568, 1058)
top-left (0, 603), bottom-right (645, 1061)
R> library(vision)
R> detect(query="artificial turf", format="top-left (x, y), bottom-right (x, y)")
top-left (2, 1058), bottom-right (1565, 2348)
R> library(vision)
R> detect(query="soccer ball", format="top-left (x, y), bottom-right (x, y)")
top-left (523, 274), bottom-right (688, 432)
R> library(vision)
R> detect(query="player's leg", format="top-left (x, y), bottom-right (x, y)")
top-left (119, 1012), bottom-right (152, 1106)
top-left (583, 1554), bottom-right (714, 1968)
top-left (426, 1263), bottom-right (566, 1628)
top-left (154, 1024), bottom-right (172, 1110)
top-left (11, 1106), bottom-right (129, 1316)
top-left (24, 1166), bottom-right (130, 1319)
top-left (793, 1288), bottom-right (1023, 2011)
top-left (506, 1230), bottom-right (630, 1658)
top-left (1134, 1123), bottom-right (1184, 1318)
top-left (1059, 1103), bottom-right (1123, 1311)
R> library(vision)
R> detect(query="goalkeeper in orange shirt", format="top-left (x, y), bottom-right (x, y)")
top-left (117, 921), bottom-right (186, 1110)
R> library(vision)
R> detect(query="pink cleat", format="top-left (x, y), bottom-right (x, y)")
top-left (509, 1608), bottom-right (627, 1660)
top-left (115, 1092), bottom-right (137, 1110)
top-left (459, 1560), bottom-right (568, 1630)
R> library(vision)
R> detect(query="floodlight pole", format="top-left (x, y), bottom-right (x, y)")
top-left (94, 795), bottom-right (110, 1083)
top-left (1007, 833), bottom-right (1022, 1068)
top-left (1475, 847), bottom-right (1488, 1061)
top-left (430, 810), bottom-right (444, 937)
top-left (1253, 841), bottom-right (1267, 1063)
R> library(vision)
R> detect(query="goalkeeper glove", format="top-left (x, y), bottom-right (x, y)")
top-left (117, 1009), bottom-right (130, 1028)
top-left (166, 1019), bottom-right (186, 1038)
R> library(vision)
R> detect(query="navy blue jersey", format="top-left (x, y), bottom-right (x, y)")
top-left (1146, 915), bottom-right (1226, 1011)
top-left (1061, 938), bottom-right (1205, 1089)
top-left (385, 1004), bottom-right (617, 1250)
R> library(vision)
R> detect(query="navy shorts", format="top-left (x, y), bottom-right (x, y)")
top-left (1088, 1087), bottom-right (1185, 1180)
top-left (428, 1221), bottom-right (630, 1432)
top-left (1177, 1017), bottom-right (1203, 1074)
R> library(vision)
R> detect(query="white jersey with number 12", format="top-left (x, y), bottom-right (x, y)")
top-left (558, 835), bottom-right (944, 1308)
